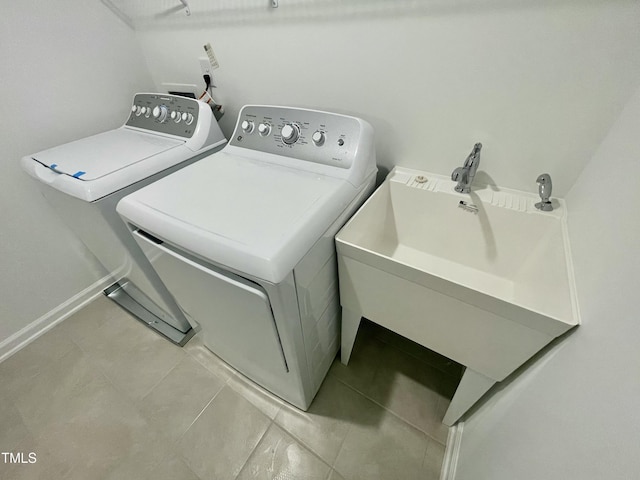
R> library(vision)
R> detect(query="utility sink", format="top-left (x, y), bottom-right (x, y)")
top-left (336, 167), bottom-right (580, 425)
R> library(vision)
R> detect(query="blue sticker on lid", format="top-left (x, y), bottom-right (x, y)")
top-left (72, 171), bottom-right (86, 178)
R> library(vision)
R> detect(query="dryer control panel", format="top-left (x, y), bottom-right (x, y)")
top-left (229, 106), bottom-right (367, 170)
top-left (126, 93), bottom-right (202, 139)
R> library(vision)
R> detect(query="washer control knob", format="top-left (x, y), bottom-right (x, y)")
top-left (171, 111), bottom-right (181, 123)
top-left (131, 105), bottom-right (137, 113)
top-left (258, 123), bottom-right (271, 136)
top-left (281, 123), bottom-right (300, 145)
top-left (241, 120), bottom-right (255, 134)
top-left (185, 113), bottom-right (194, 125)
top-left (153, 105), bottom-right (169, 122)
top-left (312, 130), bottom-right (326, 146)
top-left (135, 106), bottom-right (143, 116)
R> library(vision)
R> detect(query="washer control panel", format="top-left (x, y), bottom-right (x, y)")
top-left (126, 93), bottom-right (201, 138)
top-left (229, 106), bottom-right (362, 170)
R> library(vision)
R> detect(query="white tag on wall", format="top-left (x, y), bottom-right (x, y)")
top-left (204, 43), bottom-right (220, 70)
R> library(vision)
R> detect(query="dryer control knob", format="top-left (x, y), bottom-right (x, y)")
top-left (135, 106), bottom-right (143, 116)
top-left (153, 105), bottom-right (169, 122)
top-left (131, 105), bottom-right (137, 113)
top-left (258, 123), bottom-right (271, 136)
top-left (185, 113), bottom-right (194, 125)
top-left (312, 130), bottom-right (326, 146)
top-left (241, 120), bottom-right (255, 134)
top-left (281, 123), bottom-right (300, 145)
top-left (171, 111), bottom-right (181, 123)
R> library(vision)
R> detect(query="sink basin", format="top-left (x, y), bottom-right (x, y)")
top-left (336, 167), bottom-right (580, 425)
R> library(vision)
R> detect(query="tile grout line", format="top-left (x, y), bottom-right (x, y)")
top-left (225, 368), bottom-right (286, 418)
top-left (332, 331), bottom-right (452, 445)
top-left (174, 382), bottom-right (227, 447)
top-left (422, 433), bottom-right (446, 474)
top-left (224, 372), bottom-right (332, 479)
top-left (65, 319), bottom-right (157, 415)
top-left (184, 341), bottom-right (236, 381)
top-left (328, 414), bottom-right (354, 475)
top-left (330, 374), bottom-right (449, 447)
top-left (242, 418), bottom-right (337, 480)
top-left (273, 414), bottom-right (344, 471)
top-left (175, 457), bottom-right (204, 480)
top-left (270, 410), bottom-right (345, 474)
top-left (136, 348), bottom-right (189, 401)
top-left (70, 301), bottom-right (445, 474)
top-left (65, 323), bottom-right (143, 409)
top-left (232, 419), bottom-right (275, 480)
top-left (64, 313), bottom-right (219, 456)
top-left (324, 466), bottom-right (338, 480)
top-left (158, 386), bottom-right (227, 480)
top-left (421, 435), bottom-right (434, 472)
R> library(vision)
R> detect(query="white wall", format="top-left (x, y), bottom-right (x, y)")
top-left (0, 1), bottom-right (153, 343)
top-left (134, 0), bottom-right (640, 194)
top-left (453, 83), bottom-right (640, 478)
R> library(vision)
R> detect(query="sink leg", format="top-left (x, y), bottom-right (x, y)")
top-left (442, 368), bottom-right (496, 426)
top-left (340, 307), bottom-right (362, 365)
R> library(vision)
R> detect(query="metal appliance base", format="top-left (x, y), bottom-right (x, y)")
top-left (104, 283), bottom-right (195, 346)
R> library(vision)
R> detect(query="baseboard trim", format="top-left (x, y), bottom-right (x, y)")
top-left (0, 275), bottom-right (113, 363)
top-left (440, 421), bottom-right (464, 480)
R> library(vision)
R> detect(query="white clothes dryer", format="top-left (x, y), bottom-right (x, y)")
top-left (21, 93), bottom-right (227, 344)
top-left (117, 105), bottom-right (377, 409)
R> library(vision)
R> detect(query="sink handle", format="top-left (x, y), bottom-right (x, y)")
top-left (535, 173), bottom-right (553, 211)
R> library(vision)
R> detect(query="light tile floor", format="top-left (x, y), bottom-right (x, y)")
top-left (0, 295), bottom-right (462, 480)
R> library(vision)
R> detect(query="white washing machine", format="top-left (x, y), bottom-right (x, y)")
top-left (117, 105), bottom-right (377, 409)
top-left (21, 93), bottom-right (227, 345)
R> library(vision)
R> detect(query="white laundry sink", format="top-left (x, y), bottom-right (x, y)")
top-left (336, 167), bottom-right (580, 425)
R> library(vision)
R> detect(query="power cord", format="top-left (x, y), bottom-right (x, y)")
top-left (199, 74), bottom-right (224, 120)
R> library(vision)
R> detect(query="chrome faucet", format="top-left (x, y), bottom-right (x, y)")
top-left (535, 173), bottom-right (553, 211)
top-left (451, 143), bottom-right (482, 193)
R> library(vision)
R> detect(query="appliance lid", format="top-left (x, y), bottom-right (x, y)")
top-left (31, 128), bottom-right (183, 180)
top-left (117, 151), bottom-right (358, 283)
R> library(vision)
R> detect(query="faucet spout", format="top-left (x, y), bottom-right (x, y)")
top-left (465, 143), bottom-right (482, 167)
top-left (452, 142), bottom-right (482, 193)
